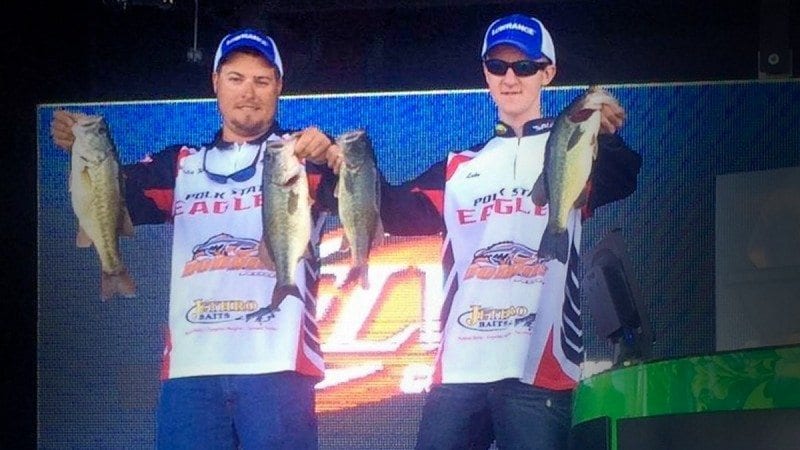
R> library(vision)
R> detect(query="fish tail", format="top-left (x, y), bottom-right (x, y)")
top-left (340, 264), bottom-right (369, 291)
top-left (245, 304), bottom-right (279, 322)
top-left (538, 228), bottom-right (569, 264)
top-left (100, 269), bottom-right (136, 301)
top-left (271, 284), bottom-right (302, 308)
top-left (244, 284), bottom-right (299, 322)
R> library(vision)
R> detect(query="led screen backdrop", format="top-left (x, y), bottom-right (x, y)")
top-left (37, 80), bottom-right (800, 449)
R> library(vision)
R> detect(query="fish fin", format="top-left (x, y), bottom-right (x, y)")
top-left (566, 126), bottom-right (587, 151)
top-left (67, 166), bottom-right (73, 192)
top-left (258, 237), bottom-right (276, 271)
top-left (538, 228), bottom-right (569, 264)
top-left (338, 233), bottom-right (351, 253)
top-left (531, 173), bottom-right (548, 206)
top-left (100, 269), bottom-right (136, 301)
top-left (372, 219), bottom-right (385, 247)
top-left (573, 183), bottom-right (591, 208)
top-left (119, 206), bottom-right (135, 237)
top-left (361, 268), bottom-right (370, 289)
top-left (339, 265), bottom-right (368, 291)
top-left (76, 226), bottom-right (93, 248)
top-left (333, 179), bottom-right (340, 198)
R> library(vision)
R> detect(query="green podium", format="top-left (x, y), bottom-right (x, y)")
top-left (571, 344), bottom-right (800, 449)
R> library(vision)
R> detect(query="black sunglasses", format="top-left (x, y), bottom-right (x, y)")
top-left (484, 59), bottom-right (549, 77)
top-left (203, 147), bottom-right (261, 184)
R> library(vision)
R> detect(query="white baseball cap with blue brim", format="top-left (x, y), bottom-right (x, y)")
top-left (481, 14), bottom-right (556, 65)
top-left (213, 28), bottom-right (284, 77)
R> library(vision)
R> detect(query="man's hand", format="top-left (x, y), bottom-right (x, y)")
top-left (293, 126), bottom-right (333, 164)
top-left (599, 102), bottom-right (626, 134)
top-left (50, 110), bottom-right (88, 152)
top-left (325, 144), bottom-right (344, 175)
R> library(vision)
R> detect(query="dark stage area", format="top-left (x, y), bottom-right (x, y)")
top-left (16, 0), bottom-right (800, 103)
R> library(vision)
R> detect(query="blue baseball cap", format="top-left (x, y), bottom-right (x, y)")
top-left (213, 28), bottom-right (284, 77)
top-left (481, 14), bottom-right (556, 65)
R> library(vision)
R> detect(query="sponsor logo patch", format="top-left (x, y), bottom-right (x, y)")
top-left (186, 299), bottom-right (260, 323)
top-left (456, 304), bottom-right (535, 332)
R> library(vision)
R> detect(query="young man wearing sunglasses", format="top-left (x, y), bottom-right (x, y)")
top-left (51, 28), bottom-right (340, 449)
top-left (378, 14), bottom-right (642, 449)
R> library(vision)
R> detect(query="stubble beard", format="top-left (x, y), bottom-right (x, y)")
top-left (230, 113), bottom-right (270, 139)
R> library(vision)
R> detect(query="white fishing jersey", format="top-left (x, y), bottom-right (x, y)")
top-left (382, 119), bottom-right (641, 391)
top-left (435, 120), bottom-right (584, 390)
top-left (126, 129), bottom-right (329, 381)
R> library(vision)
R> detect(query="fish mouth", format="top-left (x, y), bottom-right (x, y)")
top-left (581, 90), bottom-right (619, 111)
top-left (569, 108), bottom-right (597, 123)
top-left (344, 161), bottom-right (363, 171)
top-left (279, 174), bottom-right (301, 187)
top-left (76, 116), bottom-right (104, 127)
top-left (339, 129), bottom-right (366, 144)
top-left (271, 167), bottom-right (303, 187)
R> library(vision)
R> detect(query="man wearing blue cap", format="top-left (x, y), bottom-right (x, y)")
top-left (377, 14), bottom-right (641, 449)
top-left (51, 28), bottom-right (340, 449)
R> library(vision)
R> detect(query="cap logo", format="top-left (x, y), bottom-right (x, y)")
top-left (491, 22), bottom-right (535, 36)
top-left (225, 32), bottom-right (269, 48)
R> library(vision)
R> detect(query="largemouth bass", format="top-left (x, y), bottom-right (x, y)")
top-left (69, 115), bottom-right (136, 300)
top-left (532, 86), bottom-right (620, 264)
top-left (248, 138), bottom-right (311, 322)
top-left (335, 129), bottom-right (383, 290)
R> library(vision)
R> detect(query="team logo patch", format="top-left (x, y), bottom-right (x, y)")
top-left (464, 241), bottom-right (547, 283)
top-left (182, 233), bottom-right (266, 276)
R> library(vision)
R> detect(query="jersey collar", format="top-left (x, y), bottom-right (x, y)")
top-left (494, 118), bottom-right (553, 138)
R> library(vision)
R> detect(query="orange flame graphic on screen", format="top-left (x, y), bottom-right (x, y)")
top-left (315, 230), bottom-right (443, 413)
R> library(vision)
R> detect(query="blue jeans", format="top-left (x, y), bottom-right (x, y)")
top-left (415, 379), bottom-right (572, 450)
top-left (155, 372), bottom-right (318, 450)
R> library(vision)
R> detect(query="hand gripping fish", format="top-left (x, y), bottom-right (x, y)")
top-left (532, 86), bottom-right (620, 264)
top-left (335, 129), bottom-right (384, 290)
top-left (69, 115), bottom-right (136, 300)
top-left (247, 138), bottom-right (312, 322)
